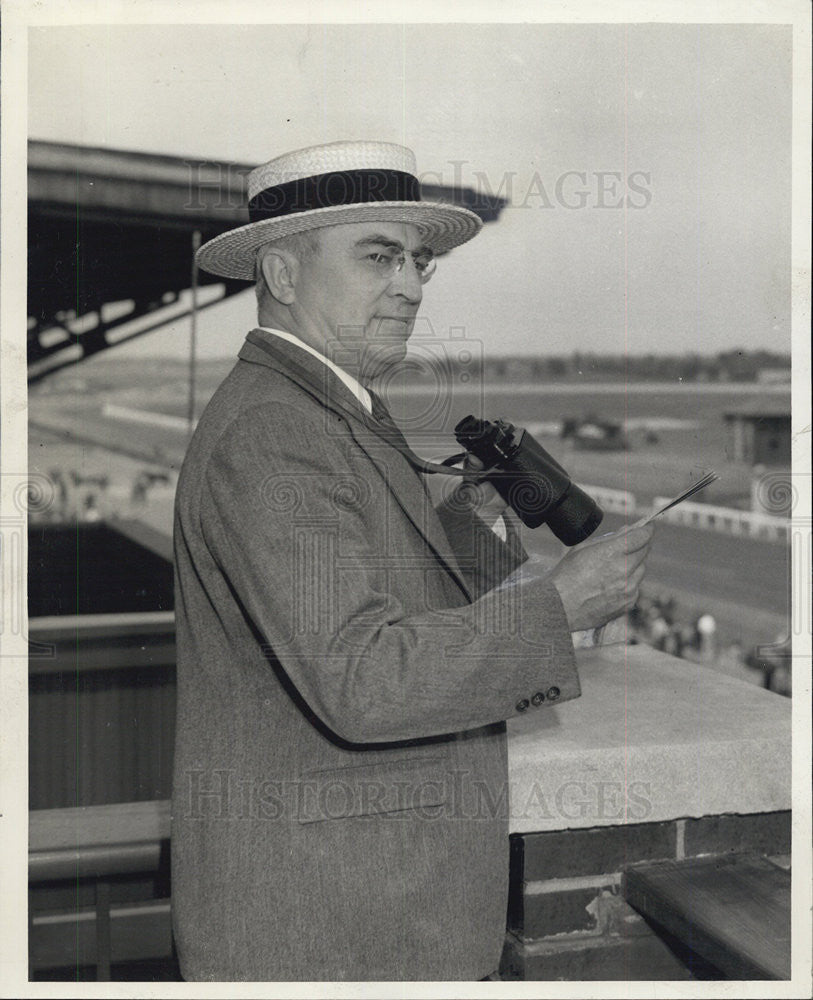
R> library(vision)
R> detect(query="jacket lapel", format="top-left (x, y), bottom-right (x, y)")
top-left (238, 330), bottom-right (473, 602)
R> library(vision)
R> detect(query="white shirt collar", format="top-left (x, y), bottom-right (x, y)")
top-left (256, 326), bottom-right (372, 414)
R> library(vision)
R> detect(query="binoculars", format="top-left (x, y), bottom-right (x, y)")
top-left (454, 415), bottom-right (604, 545)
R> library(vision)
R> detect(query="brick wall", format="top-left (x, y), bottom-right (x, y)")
top-left (500, 810), bottom-right (791, 981)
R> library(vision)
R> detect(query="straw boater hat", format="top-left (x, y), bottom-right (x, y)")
top-left (195, 140), bottom-right (483, 281)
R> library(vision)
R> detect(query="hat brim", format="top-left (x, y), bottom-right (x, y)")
top-left (195, 201), bottom-right (483, 280)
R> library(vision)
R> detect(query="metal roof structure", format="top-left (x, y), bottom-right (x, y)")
top-left (28, 141), bottom-right (507, 384)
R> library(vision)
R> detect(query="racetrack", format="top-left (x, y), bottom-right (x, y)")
top-left (516, 510), bottom-right (789, 654)
top-left (30, 377), bottom-right (791, 655)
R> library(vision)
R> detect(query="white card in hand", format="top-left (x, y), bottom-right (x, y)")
top-left (631, 471), bottom-right (719, 528)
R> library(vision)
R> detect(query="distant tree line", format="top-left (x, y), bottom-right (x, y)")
top-left (36, 348), bottom-right (791, 396)
top-left (472, 349), bottom-right (791, 383)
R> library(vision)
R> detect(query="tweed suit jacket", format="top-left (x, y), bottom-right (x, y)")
top-left (171, 329), bottom-right (580, 981)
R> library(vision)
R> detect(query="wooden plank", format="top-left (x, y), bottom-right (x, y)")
top-left (30, 610), bottom-right (176, 636)
top-left (29, 612), bottom-right (176, 676)
top-left (29, 800), bottom-right (170, 882)
top-left (623, 853), bottom-right (791, 980)
top-left (30, 800), bottom-right (171, 852)
top-left (30, 841), bottom-right (167, 882)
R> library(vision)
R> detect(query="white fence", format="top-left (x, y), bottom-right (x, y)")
top-left (648, 497), bottom-right (788, 541)
top-left (580, 484), bottom-right (787, 541)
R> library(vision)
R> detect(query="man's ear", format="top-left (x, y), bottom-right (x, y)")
top-left (259, 248), bottom-right (299, 305)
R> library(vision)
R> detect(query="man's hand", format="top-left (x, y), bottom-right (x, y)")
top-left (548, 524), bottom-right (654, 632)
top-left (450, 454), bottom-right (508, 529)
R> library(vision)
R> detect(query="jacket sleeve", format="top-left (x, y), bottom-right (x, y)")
top-left (199, 401), bottom-right (578, 745)
top-left (433, 494), bottom-right (528, 601)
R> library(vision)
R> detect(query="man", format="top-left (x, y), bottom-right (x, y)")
top-left (171, 140), bottom-right (652, 981)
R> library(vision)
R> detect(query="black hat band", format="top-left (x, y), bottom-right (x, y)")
top-left (248, 169), bottom-right (420, 222)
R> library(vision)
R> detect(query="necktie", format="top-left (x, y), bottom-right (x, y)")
top-left (366, 390), bottom-right (430, 491)
top-left (367, 389), bottom-right (412, 452)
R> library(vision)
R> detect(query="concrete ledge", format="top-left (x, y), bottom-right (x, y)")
top-left (507, 644), bottom-right (790, 833)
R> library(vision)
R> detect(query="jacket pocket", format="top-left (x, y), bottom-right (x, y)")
top-left (296, 754), bottom-right (449, 824)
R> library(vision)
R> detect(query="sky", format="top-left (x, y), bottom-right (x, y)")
top-left (26, 20), bottom-right (793, 360)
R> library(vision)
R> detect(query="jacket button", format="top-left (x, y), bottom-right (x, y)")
top-left (546, 686), bottom-right (561, 701)
top-left (516, 699), bottom-right (530, 712)
top-left (531, 691), bottom-right (545, 706)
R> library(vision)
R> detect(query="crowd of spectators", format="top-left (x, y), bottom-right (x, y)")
top-left (31, 466), bottom-right (173, 526)
top-left (626, 594), bottom-right (791, 696)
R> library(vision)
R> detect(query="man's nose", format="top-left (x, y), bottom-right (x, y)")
top-left (388, 255), bottom-right (423, 302)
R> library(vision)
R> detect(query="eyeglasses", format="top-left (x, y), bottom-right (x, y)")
top-left (366, 248), bottom-right (437, 284)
